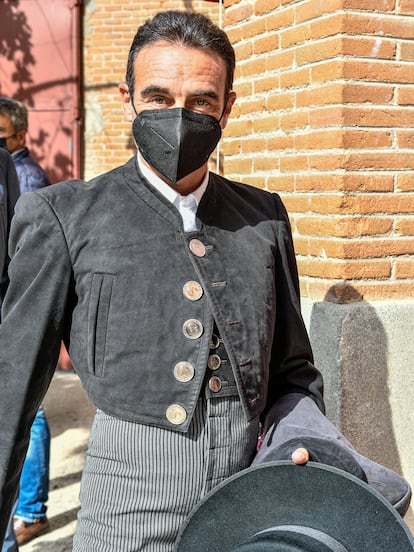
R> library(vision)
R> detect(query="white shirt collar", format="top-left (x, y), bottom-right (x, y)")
top-left (137, 152), bottom-right (209, 207)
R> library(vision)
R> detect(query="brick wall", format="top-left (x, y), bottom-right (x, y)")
top-left (223, 0), bottom-right (414, 301)
top-left (84, 0), bottom-right (414, 302)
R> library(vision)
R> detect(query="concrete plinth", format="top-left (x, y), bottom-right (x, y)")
top-left (302, 298), bottom-right (414, 529)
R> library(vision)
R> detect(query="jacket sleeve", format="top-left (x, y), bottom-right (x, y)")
top-left (262, 194), bottom-right (324, 431)
top-left (0, 152), bottom-right (20, 301)
top-left (0, 191), bottom-right (73, 541)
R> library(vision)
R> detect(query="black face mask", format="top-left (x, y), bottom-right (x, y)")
top-left (132, 107), bottom-right (222, 185)
top-left (0, 134), bottom-right (16, 151)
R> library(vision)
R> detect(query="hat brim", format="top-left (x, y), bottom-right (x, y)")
top-left (175, 461), bottom-right (414, 552)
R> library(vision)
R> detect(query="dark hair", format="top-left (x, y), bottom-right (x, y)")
top-left (0, 97), bottom-right (28, 132)
top-left (126, 10), bottom-right (235, 102)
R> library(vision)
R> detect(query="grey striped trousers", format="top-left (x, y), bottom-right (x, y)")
top-left (73, 395), bottom-right (259, 551)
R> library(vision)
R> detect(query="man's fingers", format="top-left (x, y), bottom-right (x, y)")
top-left (291, 447), bottom-right (309, 464)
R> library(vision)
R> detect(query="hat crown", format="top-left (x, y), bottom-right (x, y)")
top-left (233, 525), bottom-right (348, 551)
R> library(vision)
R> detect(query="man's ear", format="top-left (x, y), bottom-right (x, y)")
top-left (220, 91), bottom-right (236, 129)
top-left (119, 82), bottom-right (134, 122)
top-left (16, 129), bottom-right (26, 149)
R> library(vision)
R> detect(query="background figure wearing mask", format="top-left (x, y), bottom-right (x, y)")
top-left (0, 148), bottom-right (20, 551)
top-left (0, 97), bottom-right (51, 545)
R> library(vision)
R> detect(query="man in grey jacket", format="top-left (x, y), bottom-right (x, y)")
top-left (0, 148), bottom-right (20, 552)
top-left (0, 10), bottom-right (410, 552)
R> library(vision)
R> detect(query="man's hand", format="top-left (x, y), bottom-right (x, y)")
top-left (291, 447), bottom-right (309, 464)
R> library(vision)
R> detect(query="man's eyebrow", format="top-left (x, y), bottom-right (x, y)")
top-left (190, 90), bottom-right (220, 100)
top-left (140, 85), bottom-right (170, 98)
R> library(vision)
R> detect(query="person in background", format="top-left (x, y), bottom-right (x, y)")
top-left (0, 97), bottom-right (50, 545)
top-left (0, 148), bottom-right (20, 552)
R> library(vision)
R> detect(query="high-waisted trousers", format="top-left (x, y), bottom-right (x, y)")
top-left (73, 395), bottom-right (259, 551)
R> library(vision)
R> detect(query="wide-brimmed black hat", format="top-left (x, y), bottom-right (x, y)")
top-left (175, 461), bottom-right (414, 551)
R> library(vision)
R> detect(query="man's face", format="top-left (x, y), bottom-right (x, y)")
top-left (120, 41), bottom-right (235, 128)
top-left (0, 113), bottom-right (24, 153)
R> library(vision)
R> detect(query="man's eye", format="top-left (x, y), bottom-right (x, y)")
top-left (152, 97), bottom-right (167, 105)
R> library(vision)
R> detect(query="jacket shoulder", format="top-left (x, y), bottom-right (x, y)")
top-left (210, 173), bottom-right (288, 222)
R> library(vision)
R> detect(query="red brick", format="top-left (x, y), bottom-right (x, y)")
top-left (302, 281), bottom-right (414, 302)
top-left (296, 37), bottom-right (342, 66)
top-left (254, 156), bottom-right (280, 171)
top-left (255, 0), bottom-right (280, 16)
top-left (265, 6), bottom-right (295, 32)
top-left (280, 67), bottom-right (311, 89)
top-left (342, 36), bottom-right (396, 59)
top-left (253, 33), bottom-right (279, 54)
top-left (295, 216), bottom-right (393, 237)
top-left (312, 59), bottom-right (345, 83)
top-left (280, 110), bottom-right (309, 130)
top-left (399, 0), bottom-right (414, 15)
top-left (400, 42), bottom-right (414, 61)
top-left (267, 134), bottom-right (295, 150)
top-left (397, 86), bottom-right (414, 105)
top-left (344, 13), bottom-right (414, 40)
top-left (396, 130), bottom-right (414, 148)
top-left (267, 175), bottom-right (295, 192)
top-left (226, 4), bottom-right (254, 25)
top-left (395, 217), bottom-right (414, 235)
top-left (395, 259), bottom-right (414, 278)
top-left (343, 83), bottom-right (394, 104)
top-left (343, 106), bottom-right (414, 127)
top-left (266, 50), bottom-right (295, 72)
top-left (344, 59), bottom-right (414, 83)
top-left (295, 0), bottom-right (343, 23)
top-left (266, 91), bottom-right (295, 110)
top-left (397, 174), bottom-right (414, 191)
top-left (296, 84), bottom-right (344, 108)
top-left (343, 0), bottom-right (395, 10)
top-left (297, 259), bottom-right (391, 279)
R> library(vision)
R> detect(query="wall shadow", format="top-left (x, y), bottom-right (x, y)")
top-left (309, 285), bottom-right (402, 475)
top-left (0, 0), bottom-right (76, 181)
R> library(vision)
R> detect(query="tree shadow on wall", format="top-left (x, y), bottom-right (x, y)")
top-left (0, 0), bottom-right (35, 104)
top-left (309, 285), bottom-right (402, 476)
top-left (0, 1), bottom-right (73, 181)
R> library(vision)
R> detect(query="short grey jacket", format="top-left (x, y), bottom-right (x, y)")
top-left (1, 156), bottom-right (324, 426)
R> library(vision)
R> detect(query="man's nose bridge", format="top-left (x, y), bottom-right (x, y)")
top-left (175, 97), bottom-right (186, 109)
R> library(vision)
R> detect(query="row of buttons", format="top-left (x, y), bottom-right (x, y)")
top-left (166, 238), bottom-right (212, 426)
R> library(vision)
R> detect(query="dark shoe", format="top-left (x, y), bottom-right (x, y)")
top-left (13, 516), bottom-right (49, 545)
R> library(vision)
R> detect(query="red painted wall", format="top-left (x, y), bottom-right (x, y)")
top-left (0, 0), bottom-right (82, 182)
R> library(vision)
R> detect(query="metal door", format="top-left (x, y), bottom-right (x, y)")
top-left (0, 0), bottom-right (82, 182)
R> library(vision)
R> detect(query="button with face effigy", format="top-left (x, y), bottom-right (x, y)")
top-left (189, 238), bottom-right (206, 258)
top-left (207, 354), bottom-right (221, 371)
top-left (183, 281), bottom-right (203, 301)
top-left (209, 333), bottom-right (220, 349)
top-left (183, 319), bottom-right (204, 340)
top-left (174, 361), bottom-right (195, 382)
top-left (208, 376), bottom-right (222, 393)
top-left (166, 404), bottom-right (187, 425)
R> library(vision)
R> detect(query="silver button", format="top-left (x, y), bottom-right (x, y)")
top-left (166, 404), bottom-right (187, 425)
top-left (208, 354), bottom-right (221, 371)
top-left (174, 361), bottom-right (195, 382)
top-left (183, 281), bottom-right (203, 301)
top-left (209, 333), bottom-right (220, 349)
top-left (209, 376), bottom-right (222, 393)
top-left (189, 239), bottom-right (206, 257)
top-left (183, 319), bottom-right (204, 340)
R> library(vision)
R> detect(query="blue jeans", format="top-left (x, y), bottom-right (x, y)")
top-left (15, 407), bottom-right (50, 521)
